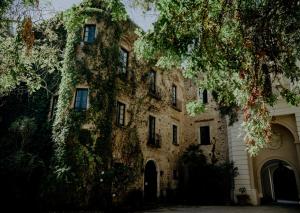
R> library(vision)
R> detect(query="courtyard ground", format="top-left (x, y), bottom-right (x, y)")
top-left (139, 205), bottom-right (300, 213)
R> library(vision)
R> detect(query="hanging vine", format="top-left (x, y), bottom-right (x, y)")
top-left (51, 0), bottom-right (129, 207)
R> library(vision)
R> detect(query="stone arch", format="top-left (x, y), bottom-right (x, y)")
top-left (253, 123), bottom-right (300, 203)
top-left (271, 120), bottom-right (299, 144)
top-left (258, 159), bottom-right (299, 203)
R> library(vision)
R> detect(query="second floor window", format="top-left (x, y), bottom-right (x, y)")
top-left (200, 126), bottom-right (210, 145)
top-left (172, 85), bottom-right (177, 106)
top-left (119, 48), bottom-right (128, 74)
top-left (199, 89), bottom-right (208, 104)
top-left (172, 125), bottom-right (178, 145)
top-left (149, 70), bottom-right (156, 93)
top-left (116, 101), bottom-right (125, 126)
top-left (74, 88), bottom-right (88, 111)
top-left (203, 89), bottom-right (208, 104)
top-left (148, 115), bottom-right (156, 144)
top-left (83, 24), bottom-right (96, 43)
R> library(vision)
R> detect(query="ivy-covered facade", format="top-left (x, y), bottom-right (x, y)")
top-left (51, 7), bottom-right (229, 208)
top-left (51, 5), bottom-right (300, 207)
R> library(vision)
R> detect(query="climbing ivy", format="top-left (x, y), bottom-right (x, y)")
top-left (51, 0), bottom-right (144, 207)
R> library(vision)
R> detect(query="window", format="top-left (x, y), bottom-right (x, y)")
top-left (149, 70), bottom-right (156, 93)
top-left (200, 126), bottom-right (210, 145)
top-left (203, 89), bottom-right (208, 104)
top-left (198, 89), bottom-right (208, 104)
top-left (148, 115), bottom-right (156, 144)
top-left (119, 48), bottom-right (128, 74)
top-left (50, 95), bottom-right (58, 119)
top-left (172, 85), bottom-right (177, 106)
top-left (172, 125), bottom-right (178, 145)
top-left (74, 88), bottom-right (88, 111)
top-left (116, 102), bottom-right (126, 126)
top-left (83, 24), bottom-right (96, 43)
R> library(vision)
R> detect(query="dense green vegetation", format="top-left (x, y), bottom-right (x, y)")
top-left (0, 11), bottom-right (65, 210)
top-left (178, 145), bottom-right (237, 204)
top-left (0, 0), bottom-right (300, 211)
top-left (133, 0), bottom-right (300, 155)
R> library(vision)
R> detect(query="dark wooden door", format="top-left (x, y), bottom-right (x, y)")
top-left (144, 161), bottom-right (157, 202)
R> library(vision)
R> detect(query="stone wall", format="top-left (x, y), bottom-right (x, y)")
top-left (72, 16), bottom-right (230, 200)
top-left (228, 100), bottom-right (300, 205)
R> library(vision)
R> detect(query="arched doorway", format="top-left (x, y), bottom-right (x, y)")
top-left (261, 160), bottom-right (299, 203)
top-left (144, 160), bottom-right (157, 202)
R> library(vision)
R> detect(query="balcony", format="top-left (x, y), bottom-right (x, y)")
top-left (148, 85), bottom-right (162, 100)
top-left (171, 98), bottom-right (183, 112)
top-left (147, 133), bottom-right (161, 148)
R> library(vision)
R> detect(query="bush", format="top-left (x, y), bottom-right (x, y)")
top-left (178, 144), bottom-right (237, 204)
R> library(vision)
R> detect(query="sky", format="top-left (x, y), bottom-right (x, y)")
top-left (50, 0), bottom-right (157, 31)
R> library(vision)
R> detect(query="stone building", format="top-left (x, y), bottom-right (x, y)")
top-left (51, 14), bottom-right (300, 205)
top-left (228, 90), bottom-right (300, 205)
top-left (50, 15), bottom-right (228, 203)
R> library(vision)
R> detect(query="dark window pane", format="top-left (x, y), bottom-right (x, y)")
top-left (116, 102), bottom-right (126, 126)
top-left (74, 88), bottom-right (88, 110)
top-left (172, 125), bottom-right (178, 144)
top-left (149, 116), bottom-right (156, 144)
top-left (149, 70), bottom-right (156, 93)
top-left (172, 85), bottom-right (177, 106)
top-left (84, 25), bottom-right (96, 43)
top-left (203, 89), bottom-right (208, 104)
top-left (119, 48), bottom-right (128, 74)
top-left (200, 126), bottom-right (210, 145)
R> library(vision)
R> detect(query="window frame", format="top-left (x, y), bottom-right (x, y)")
top-left (199, 125), bottom-right (211, 145)
top-left (149, 70), bottom-right (156, 93)
top-left (203, 89), bottom-right (208, 104)
top-left (116, 101), bottom-right (126, 126)
top-left (172, 84), bottom-right (177, 106)
top-left (83, 24), bottom-right (96, 43)
top-left (148, 115), bottom-right (156, 144)
top-left (119, 47), bottom-right (129, 75)
top-left (198, 88), bottom-right (208, 104)
top-left (172, 124), bottom-right (178, 145)
top-left (74, 88), bottom-right (89, 111)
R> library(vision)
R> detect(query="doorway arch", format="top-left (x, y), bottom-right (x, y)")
top-left (261, 159), bottom-right (299, 203)
top-left (144, 160), bottom-right (158, 202)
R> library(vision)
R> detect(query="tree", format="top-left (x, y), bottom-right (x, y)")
top-left (0, 0), bottom-right (60, 96)
top-left (0, 13), bottom-right (65, 210)
top-left (133, 0), bottom-right (300, 155)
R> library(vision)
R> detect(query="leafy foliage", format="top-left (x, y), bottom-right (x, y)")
top-left (134, 0), bottom-right (300, 155)
top-left (0, 9), bottom-right (66, 210)
top-left (0, 91), bottom-right (54, 211)
top-left (0, 11), bottom-right (64, 96)
top-left (178, 144), bottom-right (237, 204)
top-left (51, 0), bottom-right (134, 208)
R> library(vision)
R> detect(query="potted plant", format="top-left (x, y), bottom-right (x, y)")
top-left (236, 187), bottom-right (250, 205)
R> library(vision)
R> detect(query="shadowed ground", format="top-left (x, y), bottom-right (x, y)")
top-left (138, 205), bottom-right (300, 213)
